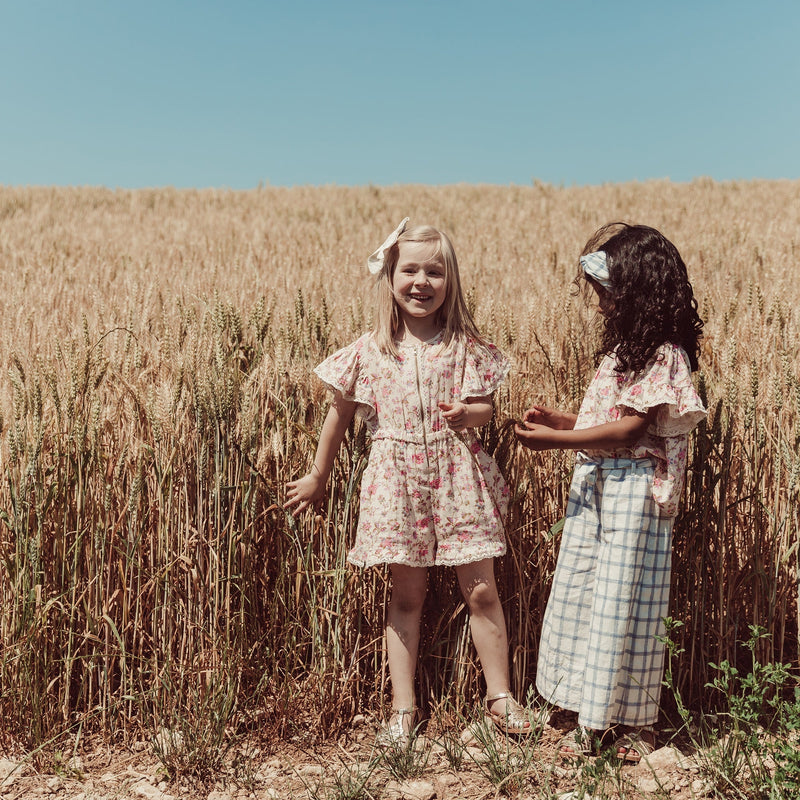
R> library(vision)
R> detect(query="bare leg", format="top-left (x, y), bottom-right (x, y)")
top-left (456, 558), bottom-right (527, 726)
top-left (385, 564), bottom-right (428, 727)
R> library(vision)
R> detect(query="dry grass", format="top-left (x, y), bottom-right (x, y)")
top-left (0, 181), bottom-right (798, 750)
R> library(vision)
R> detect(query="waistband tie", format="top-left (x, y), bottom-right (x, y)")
top-left (574, 455), bottom-right (654, 505)
top-left (371, 428), bottom-right (469, 445)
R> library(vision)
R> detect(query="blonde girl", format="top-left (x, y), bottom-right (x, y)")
top-left (285, 219), bottom-right (531, 743)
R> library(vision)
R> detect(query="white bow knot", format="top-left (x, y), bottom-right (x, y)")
top-left (580, 250), bottom-right (612, 289)
top-left (367, 217), bottom-right (410, 274)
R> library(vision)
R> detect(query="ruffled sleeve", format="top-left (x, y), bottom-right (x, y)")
top-left (313, 334), bottom-right (377, 420)
top-left (459, 339), bottom-right (512, 400)
top-left (616, 344), bottom-right (706, 436)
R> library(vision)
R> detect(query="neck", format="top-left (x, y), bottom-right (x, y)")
top-left (397, 316), bottom-right (444, 344)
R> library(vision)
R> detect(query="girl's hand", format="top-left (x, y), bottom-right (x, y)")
top-left (521, 405), bottom-right (576, 430)
top-left (438, 400), bottom-right (469, 432)
top-left (514, 420), bottom-right (563, 450)
top-left (284, 472), bottom-right (325, 517)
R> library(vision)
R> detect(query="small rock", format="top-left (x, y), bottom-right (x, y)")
top-left (100, 771), bottom-right (118, 783)
top-left (206, 791), bottom-right (231, 800)
top-left (459, 724), bottom-right (483, 745)
top-left (692, 778), bottom-right (714, 796)
top-left (46, 776), bottom-right (64, 792)
top-left (383, 778), bottom-right (436, 800)
top-left (635, 775), bottom-right (673, 794)
top-left (463, 744), bottom-right (489, 764)
top-left (352, 714), bottom-right (367, 726)
top-left (153, 728), bottom-right (184, 758)
top-left (126, 767), bottom-right (152, 780)
top-left (0, 759), bottom-right (26, 789)
top-left (132, 780), bottom-right (175, 800)
top-left (264, 789), bottom-right (281, 800)
top-left (677, 754), bottom-right (701, 772)
top-left (552, 765), bottom-right (571, 779)
top-left (296, 764), bottom-right (324, 776)
top-left (67, 755), bottom-right (84, 774)
top-left (632, 745), bottom-right (682, 772)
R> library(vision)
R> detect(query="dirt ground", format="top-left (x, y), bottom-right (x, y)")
top-left (0, 711), bottom-right (714, 800)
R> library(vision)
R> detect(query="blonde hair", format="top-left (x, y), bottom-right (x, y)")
top-left (372, 224), bottom-right (485, 357)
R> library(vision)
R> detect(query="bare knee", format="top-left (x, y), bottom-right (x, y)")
top-left (389, 567), bottom-right (427, 616)
top-left (390, 587), bottom-right (426, 616)
top-left (462, 579), bottom-right (501, 615)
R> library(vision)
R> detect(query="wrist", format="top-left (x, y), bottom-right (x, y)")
top-left (310, 464), bottom-right (328, 483)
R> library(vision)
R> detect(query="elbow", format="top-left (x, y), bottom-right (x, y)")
top-left (619, 423), bottom-right (649, 448)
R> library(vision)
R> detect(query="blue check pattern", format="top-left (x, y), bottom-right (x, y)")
top-left (535, 457), bottom-right (673, 729)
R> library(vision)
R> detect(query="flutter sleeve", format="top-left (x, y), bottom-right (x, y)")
top-left (459, 339), bottom-right (512, 400)
top-left (617, 344), bottom-right (706, 435)
top-left (313, 334), bottom-right (376, 419)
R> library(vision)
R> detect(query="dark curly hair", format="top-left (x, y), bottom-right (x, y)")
top-left (581, 223), bottom-right (703, 373)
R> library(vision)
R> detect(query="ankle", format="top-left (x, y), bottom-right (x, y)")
top-left (486, 690), bottom-right (513, 708)
top-left (389, 706), bottom-right (418, 732)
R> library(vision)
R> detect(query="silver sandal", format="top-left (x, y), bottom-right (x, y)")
top-left (616, 728), bottom-right (656, 764)
top-left (376, 706), bottom-right (419, 747)
top-left (484, 692), bottom-right (532, 735)
top-left (559, 726), bottom-right (600, 758)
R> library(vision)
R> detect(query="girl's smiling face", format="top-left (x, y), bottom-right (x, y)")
top-left (392, 240), bottom-right (447, 324)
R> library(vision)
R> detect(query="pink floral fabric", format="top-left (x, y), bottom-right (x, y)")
top-left (314, 333), bottom-right (511, 567)
top-left (574, 343), bottom-right (707, 517)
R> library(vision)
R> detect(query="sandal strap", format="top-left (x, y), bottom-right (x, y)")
top-left (559, 726), bottom-right (600, 756)
top-left (484, 691), bottom-right (513, 708)
top-left (617, 729), bottom-right (656, 754)
top-left (484, 693), bottom-right (531, 734)
top-left (377, 707), bottom-right (420, 748)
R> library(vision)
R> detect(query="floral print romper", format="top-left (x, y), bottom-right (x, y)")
top-left (314, 332), bottom-right (511, 568)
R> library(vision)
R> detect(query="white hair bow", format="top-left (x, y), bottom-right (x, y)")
top-left (367, 217), bottom-right (409, 274)
top-left (580, 250), bottom-right (612, 289)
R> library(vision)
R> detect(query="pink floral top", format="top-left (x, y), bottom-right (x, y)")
top-left (313, 332), bottom-right (512, 567)
top-left (575, 343), bottom-right (706, 517)
top-left (314, 332), bottom-right (511, 435)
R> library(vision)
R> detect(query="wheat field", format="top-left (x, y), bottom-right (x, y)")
top-left (0, 181), bottom-right (798, 747)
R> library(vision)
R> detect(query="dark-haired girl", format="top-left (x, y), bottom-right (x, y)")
top-left (515, 223), bottom-right (706, 763)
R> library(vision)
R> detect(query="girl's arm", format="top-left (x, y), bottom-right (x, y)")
top-left (522, 405), bottom-right (577, 430)
top-left (284, 391), bottom-right (357, 516)
top-left (514, 406), bottom-right (658, 451)
top-left (438, 396), bottom-right (493, 432)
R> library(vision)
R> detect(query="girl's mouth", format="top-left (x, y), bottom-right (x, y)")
top-left (409, 293), bottom-right (431, 301)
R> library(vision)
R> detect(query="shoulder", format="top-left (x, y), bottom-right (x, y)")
top-left (317, 332), bottom-right (375, 366)
top-left (628, 344), bottom-right (694, 390)
top-left (652, 343), bottom-right (692, 375)
top-left (354, 331), bottom-right (376, 349)
top-left (461, 335), bottom-right (506, 358)
top-left (456, 336), bottom-right (511, 392)
top-left (344, 332), bottom-right (378, 355)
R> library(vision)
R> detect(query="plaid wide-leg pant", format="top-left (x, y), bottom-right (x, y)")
top-left (535, 457), bottom-right (674, 729)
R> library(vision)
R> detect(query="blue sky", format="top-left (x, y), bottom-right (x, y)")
top-left (2, 0), bottom-right (799, 188)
